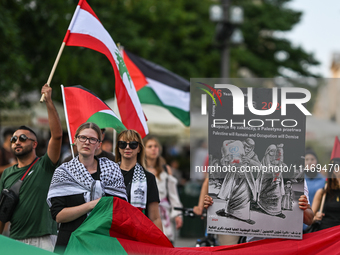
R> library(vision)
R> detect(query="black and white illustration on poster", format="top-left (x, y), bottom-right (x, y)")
top-left (206, 85), bottom-right (307, 239)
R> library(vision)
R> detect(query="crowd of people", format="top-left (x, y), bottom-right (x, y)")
top-left (0, 84), bottom-right (185, 253)
top-left (0, 84), bottom-right (340, 253)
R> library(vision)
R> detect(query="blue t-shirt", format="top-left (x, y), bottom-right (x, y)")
top-left (305, 173), bottom-right (326, 204)
top-left (303, 173), bottom-right (325, 230)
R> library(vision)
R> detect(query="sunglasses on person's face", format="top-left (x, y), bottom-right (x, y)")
top-left (10, 134), bottom-right (36, 143)
top-left (118, 141), bottom-right (139, 150)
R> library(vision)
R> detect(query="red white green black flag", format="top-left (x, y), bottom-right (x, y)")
top-left (61, 85), bottom-right (126, 142)
top-left (122, 49), bottom-right (190, 127)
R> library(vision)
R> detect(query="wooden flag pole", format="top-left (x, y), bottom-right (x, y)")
top-left (40, 42), bottom-right (66, 102)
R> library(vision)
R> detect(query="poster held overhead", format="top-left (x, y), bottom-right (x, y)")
top-left (207, 85), bottom-right (306, 240)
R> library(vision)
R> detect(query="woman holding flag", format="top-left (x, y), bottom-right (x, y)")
top-left (115, 130), bottom-right (163, 231)
top-left (47, 122), bottom-right (127, 253)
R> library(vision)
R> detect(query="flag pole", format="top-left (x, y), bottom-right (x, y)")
top-left (61, 85), bottom-right (75, 159)
top-left (40, 42), bottom-right (66, 102)
top-left (113, 129), bottom-right (116, 155)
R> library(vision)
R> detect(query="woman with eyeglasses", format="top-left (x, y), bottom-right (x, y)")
top-left (115, 130), bottom-right (163, 231)
top-left (143, 135), bottom-right (183, 243)
top-left (47, 123), bottom-right (127, 253)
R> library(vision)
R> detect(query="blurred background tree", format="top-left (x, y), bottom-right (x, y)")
top-left (0, 0), bottom-right (320, 108)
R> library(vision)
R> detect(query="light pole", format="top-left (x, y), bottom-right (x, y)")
top-left (210, 2), bottom-right (244, 78)
top-left (221, 0), bottom-right (230, 78)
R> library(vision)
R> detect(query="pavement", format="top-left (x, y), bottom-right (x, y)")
top-left (174, 237), bottom-right (198, 248)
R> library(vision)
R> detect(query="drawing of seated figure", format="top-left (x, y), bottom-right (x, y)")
top-left (256, 144), bottom-right (286, 218)
top-left (216, 140), bottom-right (256, 224)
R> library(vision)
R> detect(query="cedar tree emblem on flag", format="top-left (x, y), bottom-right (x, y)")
top-left (62, 0), bottom-right (148, 137)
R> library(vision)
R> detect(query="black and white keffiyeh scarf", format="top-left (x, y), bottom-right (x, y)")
top-left (122, 162), bottom-right (147, 210)
top-left (47, 156), bottom-right (127, 208)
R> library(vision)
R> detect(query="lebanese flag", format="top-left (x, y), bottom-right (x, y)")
top-left (63, 0), bottom-right (148, 137)
top-left (331, 136), bottom-right (340, 159)
top-left (64, 197), bottom-right (340, 255)
top-left (122, 49), bottom-right (190, 127)
top-left (61, 85), bottom-right (126, 141)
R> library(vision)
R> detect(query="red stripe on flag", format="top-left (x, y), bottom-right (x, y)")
top-left (78, 0), bottom-right (100, 22)
top-left (63, 30), bottom-right (71, 43)
top-left (117, 226), bottom-right (340, 255)
top-left (109, 198), bottom-right (173, 248)
top-left (65, 33), bottom-right (147, 137)
top-left (122, 50), bottom-right (148, 92)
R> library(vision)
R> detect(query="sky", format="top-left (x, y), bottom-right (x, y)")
top-left (285, 0), bottom-right (340, 77)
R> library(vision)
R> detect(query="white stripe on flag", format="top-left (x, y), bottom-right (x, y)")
top-left (99, 109), bottom-right (121, 119)
top-left (145, 78), bottom-right (190, 112)
top-left (70, 8), bottom-right (147, 132)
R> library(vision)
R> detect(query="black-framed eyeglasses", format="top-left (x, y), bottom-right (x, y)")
top-left (118, 141), bottom-right (139, 150)
top-left (10, 134), bottom-right (36, 143)
top-left (77, 135), bottom-right (100, 144)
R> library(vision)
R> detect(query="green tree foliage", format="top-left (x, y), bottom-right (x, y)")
top-left (0, 0), bottom-right (319, 108)
top-left (231, 0), bottom-right (319, 78)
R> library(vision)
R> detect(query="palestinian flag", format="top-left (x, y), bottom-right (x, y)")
top-left (122, 49), bottom-right (190, 127)
top-left (61, 85), bottom-right (126, 141)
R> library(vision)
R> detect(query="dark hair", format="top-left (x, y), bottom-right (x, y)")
top-left (102, 138), bottom-right (113, 144)
top-left (115, 130), bottom-right (145, 168)
top-left (305, 148), bottom-right (318, 163)
top-left (325, 158), bottom-right (340, 195)
top-left (16, 126), bottom-right (37, 139)
top-left (3, 128), bottom-right (15, 139)
top-left (74, 123), bottom-right (102, 142)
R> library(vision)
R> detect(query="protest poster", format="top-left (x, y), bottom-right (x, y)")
top-left (206, 86), bottom-right (306, 239)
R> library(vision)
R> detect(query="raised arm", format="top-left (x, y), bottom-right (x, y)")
top-left (42, 84), bottom-right (63, 164)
